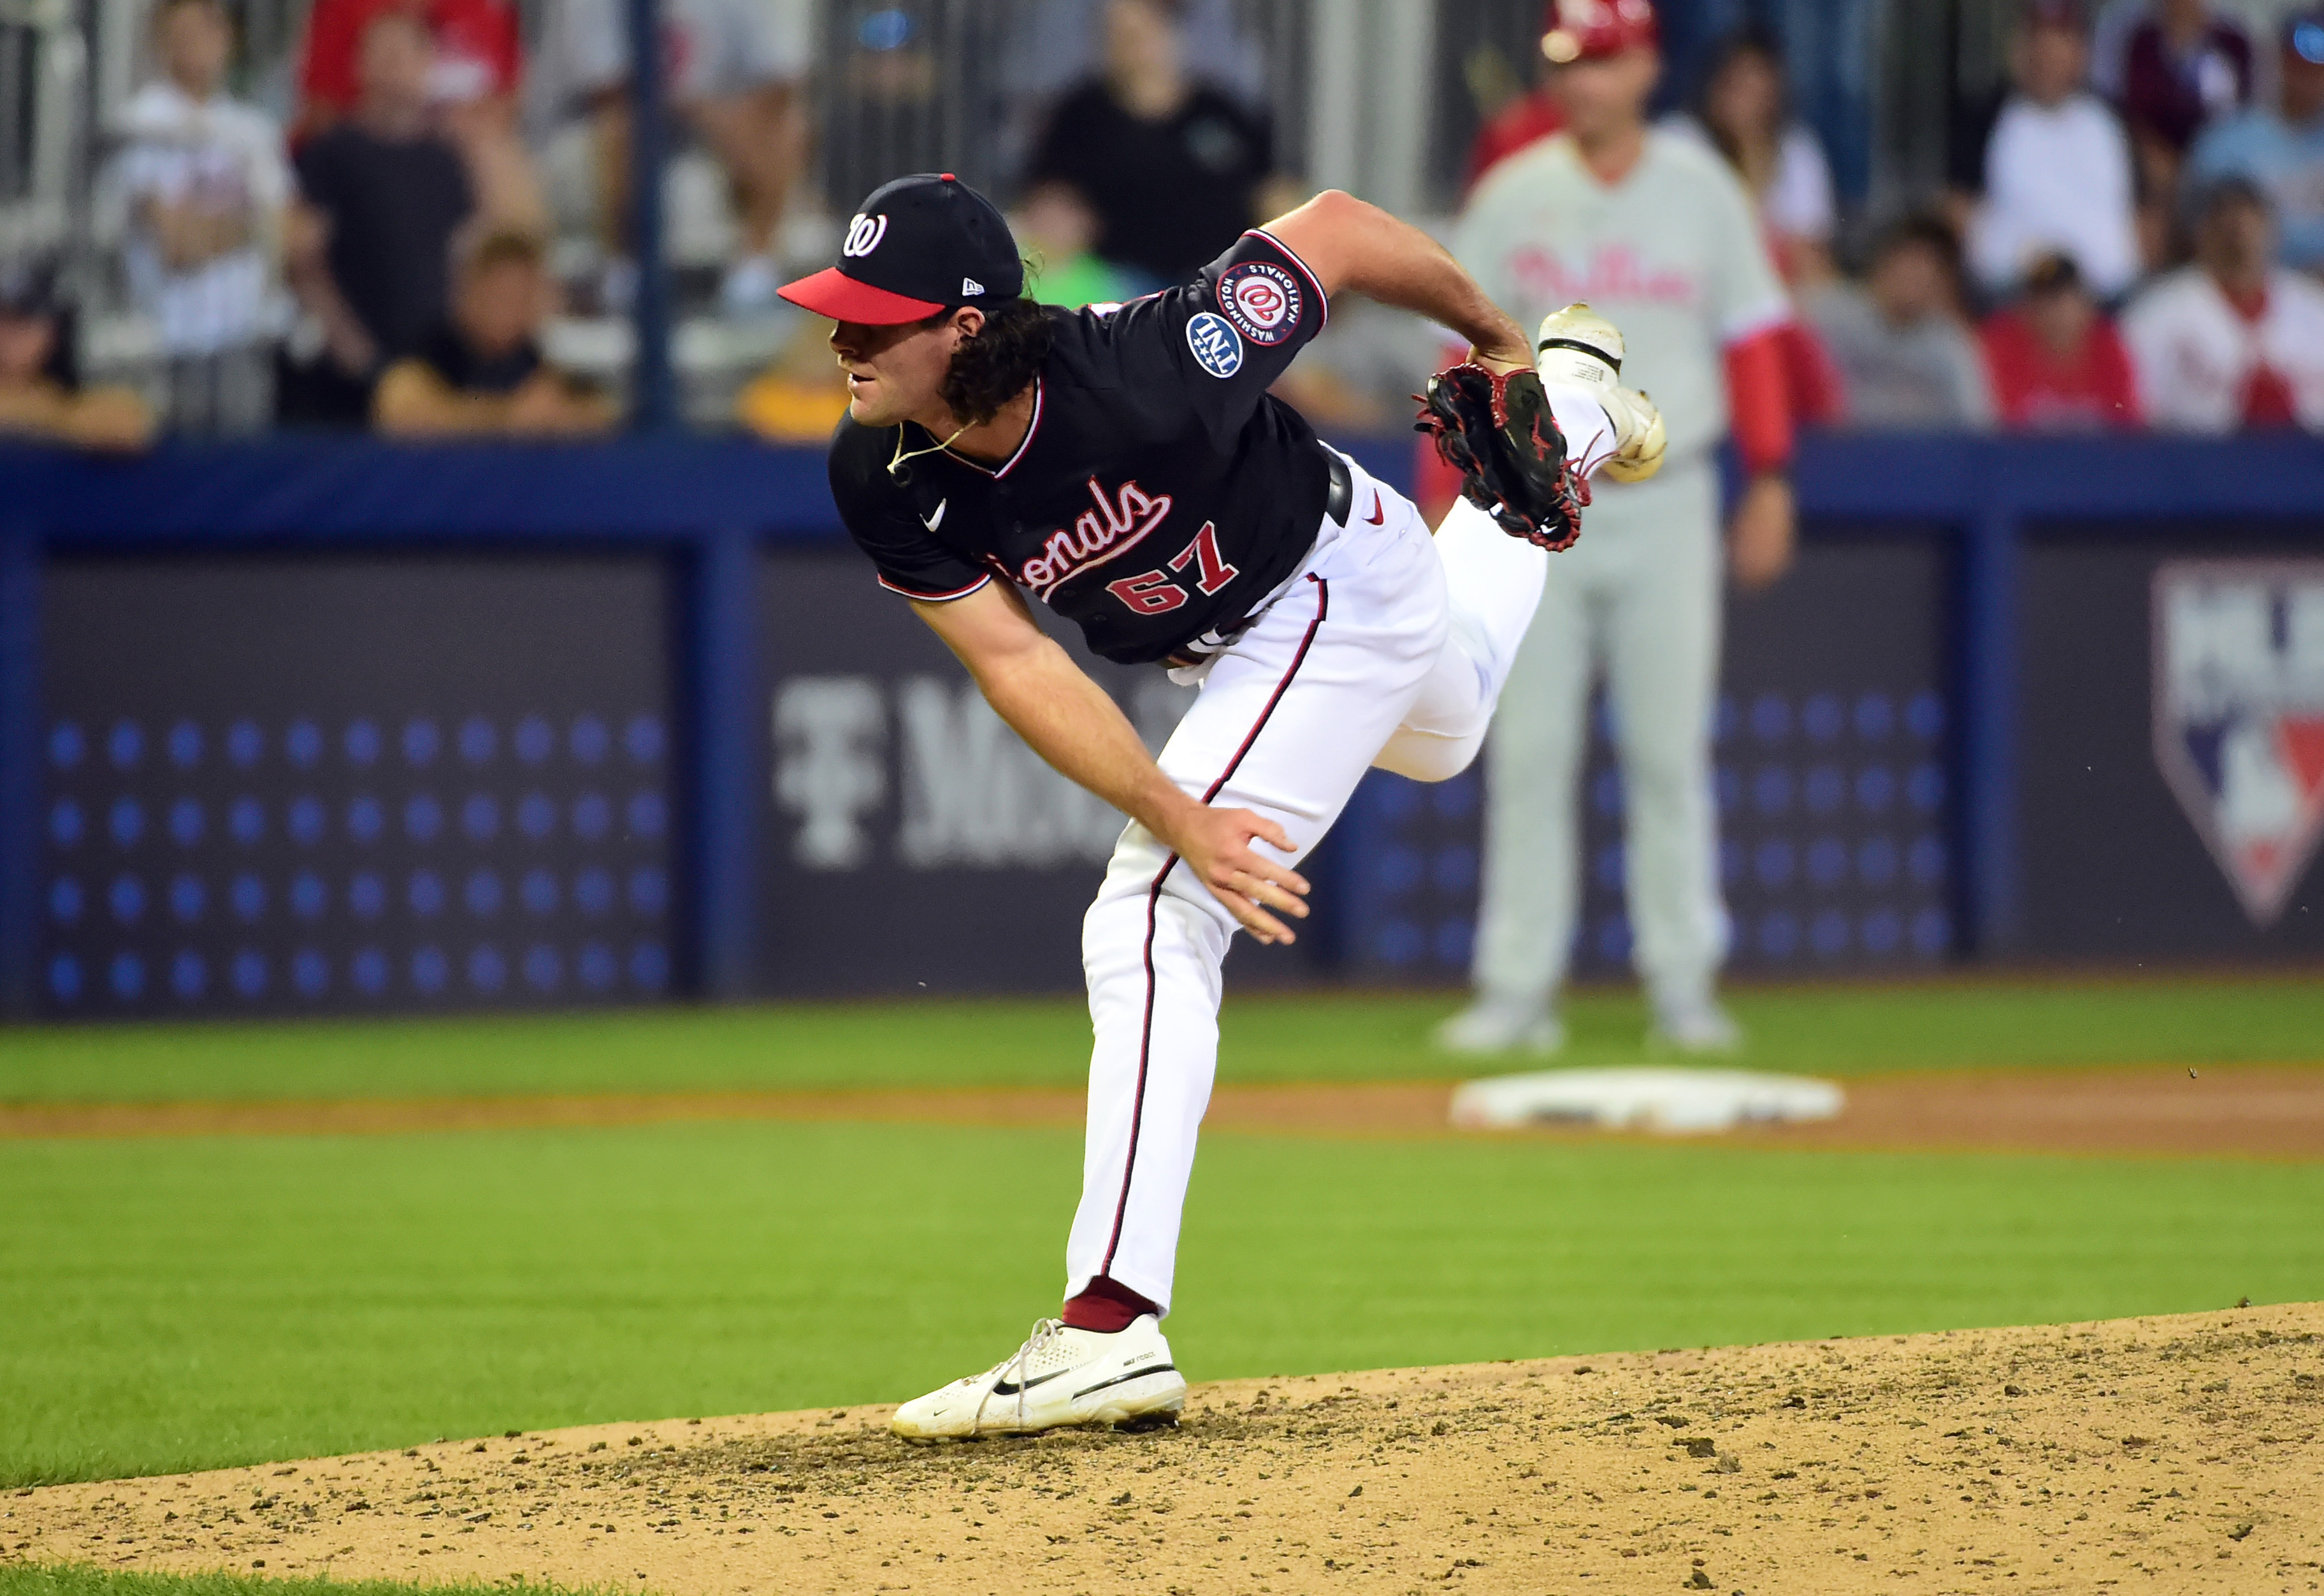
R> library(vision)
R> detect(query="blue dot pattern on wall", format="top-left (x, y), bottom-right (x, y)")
top-left (39, 708), bottom-right (676, 1016)
top-left (1343, 683), bottom-right (1954, 978)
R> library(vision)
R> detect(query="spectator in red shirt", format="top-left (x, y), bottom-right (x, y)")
top-left (294, 0), bottom-right (542, 235)
top-left (1979, 251), bottom-right (2142, 430)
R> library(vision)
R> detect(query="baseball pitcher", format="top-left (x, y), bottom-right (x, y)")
top-left (1438, 0), bottom-right (1800, 1057)
top-left (779, 173), bottom-right (1661, 1437)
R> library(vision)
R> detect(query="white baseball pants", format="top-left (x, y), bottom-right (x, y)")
top-left (1064, 442), bottom-right (1597, 1314)
top-left (1469, 458), bottom-right (1730, 1012)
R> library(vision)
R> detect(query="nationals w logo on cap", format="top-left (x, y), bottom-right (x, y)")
top-left (781, 173), bottom-right (1023, 324)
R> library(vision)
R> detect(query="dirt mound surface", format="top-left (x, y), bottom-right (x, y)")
top-left (6, 1065), bottom-right (2322, 1161)
top-left (8, 1304), bottom-right (2320, 1595)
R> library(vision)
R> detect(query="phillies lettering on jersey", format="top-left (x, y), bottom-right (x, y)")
top-left (1452, 130), bottom-right (1789, 473)
top-left (828, 230), bottom-right (1333, 665)
top-left (1506, 243), bottom-right (1698, 310)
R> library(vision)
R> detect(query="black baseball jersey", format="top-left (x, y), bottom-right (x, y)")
top-left (828, 229), bottom-right (1335, 665)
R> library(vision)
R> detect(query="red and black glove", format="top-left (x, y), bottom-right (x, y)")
top-left (1413, 362), bottom-right (1589, 552)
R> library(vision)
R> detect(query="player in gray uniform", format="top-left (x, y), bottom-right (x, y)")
top-left (1438, 0), bottom-right (1801, 1056)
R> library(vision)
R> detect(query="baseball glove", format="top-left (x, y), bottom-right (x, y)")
top-left (1413, 362), bottom-right (1589, 552)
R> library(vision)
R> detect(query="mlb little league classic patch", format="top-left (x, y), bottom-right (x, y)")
top-left (1216, 260), bottom-right (1304, 345)
top-left (1186, 312), bottom-right (1245, 378)
top-left (2151, 558), bottom-right (2324, 925)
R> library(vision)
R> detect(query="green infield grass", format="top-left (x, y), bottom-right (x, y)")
top-left (4, 1117), bottom-right (2319, 1489)
top-left (2, 971), bottom-right (2321, 1105)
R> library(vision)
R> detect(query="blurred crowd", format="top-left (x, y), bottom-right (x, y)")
top-left (2, 0), bottom-right (2320, 450)
top-left (1845, 0), bottom-right (2324, 435)
top-left (1498, 0), bottom-right (2324, 437)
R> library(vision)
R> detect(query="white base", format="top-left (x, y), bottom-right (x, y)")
top-left (1449, 1066), bottom-right (1844, 1135)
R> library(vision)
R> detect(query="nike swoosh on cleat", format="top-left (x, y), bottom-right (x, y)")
top-left (1074, 1363), bottom-right (1179, 1400)
top-left (1364, 493), bottom-right (1383, 525)
top-left (990, 1367), bottom-right (1072, 1397)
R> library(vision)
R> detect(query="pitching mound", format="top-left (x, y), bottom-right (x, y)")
top-left (10, 1304), bottom-right (2320, 1595)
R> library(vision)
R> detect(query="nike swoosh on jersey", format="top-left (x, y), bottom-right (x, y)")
top-left (990, 1367), bottom-right (1071, 1396)
top-left (922, 499), bottom-right (947, 532)
top-left (1364, 492), bottom-right (1384, 525)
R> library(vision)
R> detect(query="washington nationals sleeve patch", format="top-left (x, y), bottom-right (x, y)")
top-left (1215, 260), bottom-right (1304, 346)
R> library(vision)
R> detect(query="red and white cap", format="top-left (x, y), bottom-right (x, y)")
top-left (779, 172), bottom-right (1023, 326)
top-left (1541, 0), bottom-right (1660, 63)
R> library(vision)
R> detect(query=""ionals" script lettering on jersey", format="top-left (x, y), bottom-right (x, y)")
top-left (1020, 477), bottom-right (1174, 599)
top-left (826, 229), bottom-right (1332, 665)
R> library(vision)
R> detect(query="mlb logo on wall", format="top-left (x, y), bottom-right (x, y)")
top-left (2153, 560), bottom-right (2324, 925)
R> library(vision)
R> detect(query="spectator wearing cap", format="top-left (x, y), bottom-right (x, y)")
top-left (0, 259), bottom-right (155, 452)
top-left (1966, 0), bottom-right (2142, 302)
top-left (1807, 214), bottom-right (1996, 428)
top-left (106, 0), bottom-right (291, 436)
top-left (294, 0), bottom-right (544, 237)
top-left (530, 0), bottom-right (811, 314)
top-left (373, 229), bottom-right (614, 437)
top-left (1979, 252), bottom-right (2141, 429)
top-left (283, 9), bottom-right (474, 425)
top-left (1025, 0), bottom-right (1275, 290)
top-left (2122, 176), bottom-right (2324, 430)
top-left (2184, 12), bottom-right (2324, 273)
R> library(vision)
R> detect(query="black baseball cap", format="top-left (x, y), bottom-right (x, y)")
top-left (780, 173), bottom-right (1023, 324)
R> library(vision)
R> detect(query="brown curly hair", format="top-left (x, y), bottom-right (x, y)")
top-left (928, 294), bottom-right (1055, 425)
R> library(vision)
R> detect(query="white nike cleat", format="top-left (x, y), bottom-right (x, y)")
top-left (1650, 998), bottom-right (1745, 1056)
top-left (1432, 998), bottom-right (1566, 1057)
top-left (890, 1314), bottom-right (1186, 1439)
top-left (1534, 302), bottom-right (1666, 483)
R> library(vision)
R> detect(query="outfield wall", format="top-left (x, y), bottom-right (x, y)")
top-left (2, 433), bottom-right (2320, 1019)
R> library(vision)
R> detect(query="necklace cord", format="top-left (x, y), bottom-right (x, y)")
top-left (887, 421), bottom-right (971, 478)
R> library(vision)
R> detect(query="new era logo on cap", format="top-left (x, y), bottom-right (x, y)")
top-left (780, 173), bottom-right (1023, 324)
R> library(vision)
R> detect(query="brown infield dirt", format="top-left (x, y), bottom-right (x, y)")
top-left (6, 1304), bottom-right (2320, 1596)
top-left (4, 1063), bottom-right (2323, 1160)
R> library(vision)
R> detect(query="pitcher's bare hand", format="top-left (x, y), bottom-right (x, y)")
top-left (1162, 803), bottom-right (1311, 945)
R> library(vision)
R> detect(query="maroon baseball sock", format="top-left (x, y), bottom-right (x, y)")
top-left (1062, 1276), bottom-right (1158, 1333)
